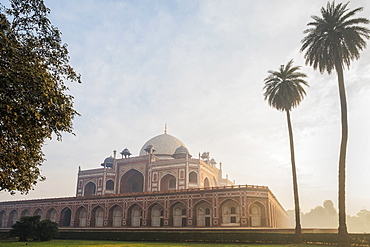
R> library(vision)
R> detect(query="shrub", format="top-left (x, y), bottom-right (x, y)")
top-left (9, 216), bottom-right (58, 241)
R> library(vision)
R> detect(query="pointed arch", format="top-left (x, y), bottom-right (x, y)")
top-left (75, 206), bottom-right (88, 227)
top-left (91, 206), bottom-right (104, 227)
top-left (204, 177), bottom-right (210, 188)
top-left (189, 171), bottom-right (197, 184)
top-left (170, 202), bottom-right (187, 227)
top-left (59, 207), bottom-right (71, 227)
top-left (8, 210), bottom-right (17, 227)
top-left (160, 174), bottom-right (177, 191)
top-left (120, 169), bottom-right (144, 194)
top-left (127, 204), bottom-right (142, 227)
top-left (106, 180), bottom-right (114, 191)
top-left (249, 201), bottom-right (266, 227)
top-left (84, 181), bottom-right (96, 196)
top-left (33, 208), bottom-right (43, 218)
top-left (108, 205), bottom-right (122, 227)
top-left (46, 208), bottom-right (57, 222)
top-left (194, 200), bottom-right (212, 227)
top-left (148, 203), bottom-right (164, 227)
top-left (220, 199), bottom-right (240, 226)
top-left (20, 209), bottom-right (30, 217)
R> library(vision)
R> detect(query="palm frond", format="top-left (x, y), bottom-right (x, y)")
top-left (301, 1), bottom-right (370, 73)
top-left (263, 60), bottom-right (309, 112)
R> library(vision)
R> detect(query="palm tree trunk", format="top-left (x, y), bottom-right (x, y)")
top-left (335, 60), bottom-right (350, 247)
top-left (286, 110), bottom-right (302, 243)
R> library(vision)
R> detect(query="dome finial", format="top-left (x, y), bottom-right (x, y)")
top-left (164, 123), bottom-right (167, 134)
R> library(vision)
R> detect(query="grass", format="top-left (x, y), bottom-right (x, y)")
top-left (0, 240), bottom-right (331, 247)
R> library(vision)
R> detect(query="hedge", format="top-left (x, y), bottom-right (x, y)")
top-left (56, 230), bottom-right (370, 245)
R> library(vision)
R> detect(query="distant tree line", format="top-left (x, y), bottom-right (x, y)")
top-left (287, 200), bottom-right (370, 233)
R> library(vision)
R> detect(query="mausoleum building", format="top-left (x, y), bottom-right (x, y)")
top-left (0, 131), bottom-right (288, 228)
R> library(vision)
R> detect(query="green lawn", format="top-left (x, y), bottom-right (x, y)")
top-left (0, 240), bottom-right (330, 247)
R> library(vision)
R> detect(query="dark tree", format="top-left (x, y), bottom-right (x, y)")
top-left (37, 220), bottom-right (58, 241)
top-left (0, 0), bottom-right (80, 194)
top-left (301, 2), bottom-right (370, 246)
top-left (10, 215), bottom-right (40, 241)
top-left (263, 59), bottom-right (308, 243)
top-left (10, 215), bottom-right (58, 241)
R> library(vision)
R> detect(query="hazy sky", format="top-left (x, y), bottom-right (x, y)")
top-left (1, 0), bottom-right (370, 216)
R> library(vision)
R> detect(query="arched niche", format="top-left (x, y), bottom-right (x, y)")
top-left (189, 172), bottom-right (197, 184)
top-left (160, 174), bottom-right (176, 191)
top-left (108, 205), bottom-right (122, 227)
top-left (46, 208), bottom-right (57, 222)
top-left (170, 202), bottom-right (187, 227)
top-left (120, 169), bottom-right (144, 194)
top-left (149, 203), bottom-right (164, 227)
top-left (75, 207), bottom-right (88, 227)
top-left (195, 201), bottom-right (212, 227)
top-left (84, 181), bottom-right (96, 196)
top-left (220, 199), bottom-right (240, 226)
top-left (59, 207), bottom-right (71, 227)
top-left (249, 202), bottom-right (266, 227)
top-left (91, 206), bottom-right (104, 227)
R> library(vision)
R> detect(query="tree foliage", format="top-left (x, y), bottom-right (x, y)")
top-left (263, 59), bottom-right (308, 112)
top-left (0, 0), bottom-right (80, 194)
top-left (9, 215), bottom-right (58, 241)
top-left (263, 60), bottom-right (308, 244)
top-left (301, 2), bottom-right (370, 246)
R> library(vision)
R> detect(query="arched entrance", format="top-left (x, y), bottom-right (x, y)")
top-left (120, 169), bottom-right (144, 194)
top-left (171, 202), bottom-right (187, 227)
top-left (8, 210), bottom-right (17, 227)
top-left (204, 177), bottom-right (210, 188)
top-left (46, 208), bottom-right (57, 222)
top-left (33, 208), bottom-right (43, 218)
top-left (160, 174), bottom-right (176, 191)
top-left (91, 206), bottom-right (104, 227)
top-left (220, 200), bottom-right (240, 226)
top-left (109, 205), bottom-right (122, 227)
top-left (149, 203), bottom-right (164, 227)
top-left (195, 201), bottom-right (212, 227)
top-left (21, 209), bottom-right (30, 217)
top-left (75, 207), bottom-right (88, 227)
top-left (128, 204), bottom-right (142, 227)
top-left (84, 182), bottom-right (96, 196)
top-left (250, 202), bottom-right (265, 227)
top-left (60, 207), bottom-right (71, 227)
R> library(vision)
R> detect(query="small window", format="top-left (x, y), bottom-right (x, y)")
top-left (106, 180), bottom-right (114, 190)
top-left (189, 172), bottom-right (197, 183)
top-left (205, 208), bottom-right (211, 215)
top-left (231, 207), bottom-right (236, 214)
top-left (182, 209), bottom-right (186, 215)
top-left (230, 216), bottom-right (236, 223)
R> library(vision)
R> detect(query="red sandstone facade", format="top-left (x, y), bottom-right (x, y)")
top-left (0, 132), bottom-right (288, 228)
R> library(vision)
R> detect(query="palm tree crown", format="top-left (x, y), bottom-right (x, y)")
top-left (263, 59), bottom-right (309, 112)
top-left (301, 1), bottom-right (370, 73)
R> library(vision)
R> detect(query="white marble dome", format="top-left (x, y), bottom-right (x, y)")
top-left (139, 133), bottom-right (188, 156)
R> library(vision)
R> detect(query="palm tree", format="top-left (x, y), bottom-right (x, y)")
top-left (263, 59), bottom-right (308, 243)
top-left (301, 2), bottom-right (370, 246)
